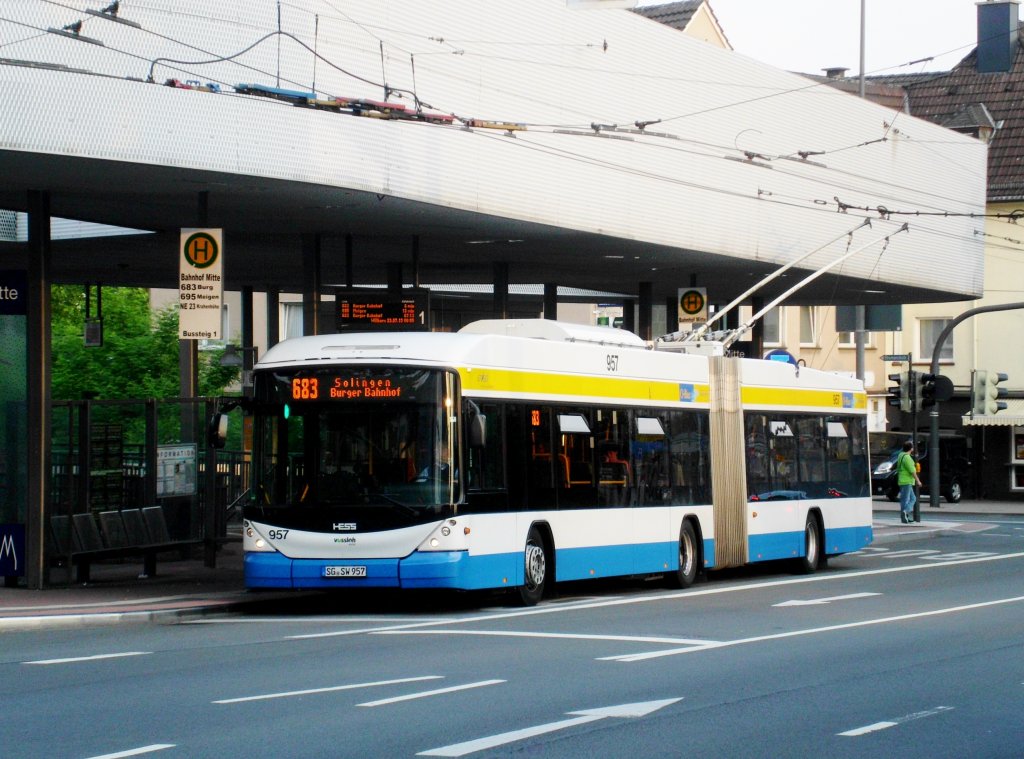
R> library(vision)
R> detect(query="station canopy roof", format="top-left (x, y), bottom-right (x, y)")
top-left (0, 0), bottom-right (987, 305)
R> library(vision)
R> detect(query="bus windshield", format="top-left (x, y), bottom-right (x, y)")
top-left (251, 366), bottom-right (459, 519)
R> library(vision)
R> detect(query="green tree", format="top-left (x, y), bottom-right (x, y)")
top-left (50, 286), bottom-right (239, 400)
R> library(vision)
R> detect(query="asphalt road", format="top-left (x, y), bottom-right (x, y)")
top-left (4, 520), bottom-right (1024, 758)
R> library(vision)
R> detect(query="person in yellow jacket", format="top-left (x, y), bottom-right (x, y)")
top-left (896, 441), bottom-right (921, 523)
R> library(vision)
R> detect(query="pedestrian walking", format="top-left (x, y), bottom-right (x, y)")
top-left (896, 440), bottom-right (921, 523)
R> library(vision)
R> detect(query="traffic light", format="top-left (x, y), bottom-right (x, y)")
top-left (917, 372), bottom-right (936, 410)
top-left (888, 370), bottom-right (912, 413)
top-left (972, 370), bottom-right (1009, 416)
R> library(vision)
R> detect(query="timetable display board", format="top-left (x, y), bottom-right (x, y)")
top-left (335, 288), bottom-right (430, 332)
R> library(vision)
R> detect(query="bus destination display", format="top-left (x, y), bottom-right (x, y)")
top-left (335, 288), bottom-right (430, 332)
top-left (269, 368), bottom-right (438, 404)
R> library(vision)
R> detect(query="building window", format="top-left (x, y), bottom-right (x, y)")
top-left (919, 318), bottom-right (953, 362)
top-left (1012, 428), bottom-right (1024, 492)
top-left (839, 331), bottom-right (872, 348)
top-left (799, 306), bottom-right (817, 346)
top-left (282, 302), bottom-right (303, 339)
top-left (762, 307), bottom-right (781, 346)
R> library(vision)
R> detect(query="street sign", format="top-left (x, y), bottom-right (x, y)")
top-left (677, 287), bottom-right (707, 324)
top-left (881, 354), bottom-right (910, 362)
top-left (179, 228), bottom-right (223, 340)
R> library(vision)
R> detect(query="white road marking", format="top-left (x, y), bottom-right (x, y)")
top-left (24, 652), bottom-right (150, 665)
top-left (601, 595), bottom-right (1024, 662)
top-left (839, 721), bottom-right (896, 736)
top-left (212, 675), bottom-right (443, 704)
top-left (192, 616), bottom-right (450, 624)
top-left (773, 592), bottom-right (880, 607)
top-left (376, 629), bottom-right (720, 645)
top-left (1, 594), bottom-right (245, 613)
top-left (418, 698), bottom-right (682, 757)
top-left (358, 679), bottom-right (505, 707)
top-left (287, 622), bottom-right (450, 639)
top-left (839, 706), bottom-right (954, 736)
top-left (83, 745), bottom-right (174, 759)
top-left (276, 552), bottom-right (1024, 642)
top-left (861, 549), bottom-right (941, 558)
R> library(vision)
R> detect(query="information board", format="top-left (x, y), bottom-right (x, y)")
top-left (335, 288), bottom-right (430, 332)
top-left (157, 444), bottom-right (197, 497)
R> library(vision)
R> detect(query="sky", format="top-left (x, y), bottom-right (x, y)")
top-left (637, 0), bottom-right (983, 76)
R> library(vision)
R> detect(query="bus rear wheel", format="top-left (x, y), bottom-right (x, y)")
top-left (518, 526), bottom-right (547, 606)
top-left (796, 513), bottom-right (823, 574)
top-left (667, 520), bottom-right (699, 589)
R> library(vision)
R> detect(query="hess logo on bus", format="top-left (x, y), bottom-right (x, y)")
top-left (333, 523), bottom-right (357, 531)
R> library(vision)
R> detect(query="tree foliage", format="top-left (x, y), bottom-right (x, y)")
top-left (50, 285), bottom-right (239, 400)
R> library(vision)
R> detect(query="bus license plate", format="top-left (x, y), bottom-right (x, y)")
top-left (323, 565), bottom-right (367, 578)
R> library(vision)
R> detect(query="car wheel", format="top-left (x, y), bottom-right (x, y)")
top-left (945, 479), bottom-right (962, 504)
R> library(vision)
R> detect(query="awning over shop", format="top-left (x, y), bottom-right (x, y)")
top-left (962, 399), bottom-right (1024, 426)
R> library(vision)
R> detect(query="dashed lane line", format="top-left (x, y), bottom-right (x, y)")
top-left (838, 706), bottom-right (954, 736)
top-left (358, 679), bottom-right (506, 707)
top-left (375, 629), bottom-right (720, 646)
top-left (24, 651), bottom-right (151, 665)
top-left (212, 675), bottom-right (443, 704)
top-left (83, 745), bottom-right (175, 759)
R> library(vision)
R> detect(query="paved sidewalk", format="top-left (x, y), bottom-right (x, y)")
top-left (2, 500), bottom-right (1021, 631)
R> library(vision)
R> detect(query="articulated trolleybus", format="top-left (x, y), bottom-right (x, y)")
top-left (241, 319), bottom-right (871, 604)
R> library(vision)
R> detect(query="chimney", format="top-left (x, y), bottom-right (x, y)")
top-left (977, 0), bottom-right (1020, 73)
top-left (823, 67), bottom-right (848, 79)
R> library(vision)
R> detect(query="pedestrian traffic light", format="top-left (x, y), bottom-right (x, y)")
top-left (888, 370), bottom-right (911, 413)
top-left (972, 370), bottom-right (1009, 416)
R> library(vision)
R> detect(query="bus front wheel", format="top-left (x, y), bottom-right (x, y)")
top-left (518, 526), bottom-right (547, 606)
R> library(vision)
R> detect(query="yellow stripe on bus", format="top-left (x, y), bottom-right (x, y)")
top-left (459, 368), bottom-right (865, 411)
top-left (742, 386), bottom-right (867, 410)
top-left (459, 367), bottom-right (708, 403)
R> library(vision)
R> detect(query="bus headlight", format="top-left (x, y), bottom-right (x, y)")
top-left (244, 522), bottom-right (276, 552)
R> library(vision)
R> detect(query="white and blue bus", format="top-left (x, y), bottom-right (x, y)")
top-left (239, 319), bottom-right (871, 604)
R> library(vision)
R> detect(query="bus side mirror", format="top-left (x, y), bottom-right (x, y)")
top-left (208, 412), bottom-right (229, 449)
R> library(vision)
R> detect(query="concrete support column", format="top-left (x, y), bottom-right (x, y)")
top-left (638, 282), bottom-right (653, 341)
top-left (25, 190), bottom-right (51, 589)
top-left (344, 234), bottom-right (354, 288)
top-left (751, 296), bottom-right (765, 359)
top-left (493, 262), bottom-right (509, 319)
top-left (411, 236), bottom-right (420, 288)
top-left (543, 283), bottom-right (558, 320)
top-left (387, 262), bottom-right (403, 293)
top-left (242, 285), bottom-right (254, 382)
top-left (620, 299), bottom-right (635, 333)
top-left (665, 295), bottom-right (677, 336)
top-left (302, 233), bottom-right (322, 336)
top-left (266, 287), bottom-right (280, 349)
